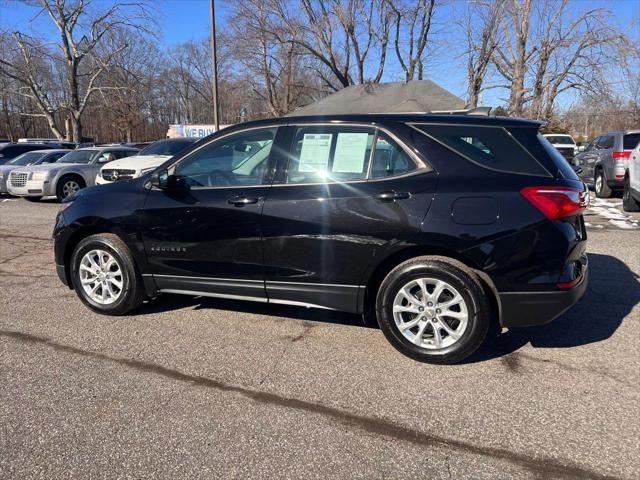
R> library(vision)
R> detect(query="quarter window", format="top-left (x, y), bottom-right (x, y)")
top-left (415, 124), bottom-right (548, 176)
top-left (174, 128), bottom-right (276, 187)
top-left (370, 132), bottom-right (416, 178)
top-left (623, 133), bottom-right (640, 150)
top-left (286, 126), bottom-right (374, 184)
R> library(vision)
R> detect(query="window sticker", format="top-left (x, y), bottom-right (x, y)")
top-left (332, 133), bottom-right (369, 173)
top-left (299, 133), bottom-right (333, 173)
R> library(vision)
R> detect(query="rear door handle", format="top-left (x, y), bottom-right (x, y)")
top-left (373, 190), bottom-right (410, 201)
top-left (228, 195), bottom-right (260, 206)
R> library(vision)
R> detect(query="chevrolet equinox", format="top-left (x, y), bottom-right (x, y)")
top-left (53, 114), bottom-right (589, 364)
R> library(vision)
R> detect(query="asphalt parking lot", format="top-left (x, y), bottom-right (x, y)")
top-left (1, 196), bottom-right (638, 480)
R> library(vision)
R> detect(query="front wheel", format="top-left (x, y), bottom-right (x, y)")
top-left (623, 175), bottom-right (640, 212)
top-left (70, 233), bottom-right (145, 315)
top-left (376, 257), bottom-right (490, 364)
top-left (594, 170), bottom-right (612, 198)
top-left (56, 175), bottom-right (84, 201)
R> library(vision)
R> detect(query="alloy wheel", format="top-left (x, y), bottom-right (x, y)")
top-left (595, 173), bottom-right (603, 194)
top-left (392, 278), bottom-right (469, 350)
top-left (79, 249), bottom-right (124, 305)
top-left (62, 180), bottom-right (80, 198)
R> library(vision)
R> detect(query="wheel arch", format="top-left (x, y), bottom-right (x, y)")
top-left (61, 219), bottom-right (150, 293)
top-left (58, 171), bottom-right (87, 187)
top-left (361, 245), bottom-right (502, 326)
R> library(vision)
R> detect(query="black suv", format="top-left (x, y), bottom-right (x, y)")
top-left (53, 114), bottom-right (588, 364)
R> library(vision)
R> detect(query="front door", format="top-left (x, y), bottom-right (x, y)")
top-left (261, 124), bottom-right (437, 313)
top-left (139, 127), bottom-right (279, 301)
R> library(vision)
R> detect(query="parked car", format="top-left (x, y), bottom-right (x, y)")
top-left (8, 146), bottom-right (138, 201)
top-left (95, 138), bottom-right (198, 184)
top-left (543, 134), bottom-right (577, 163)
top-left (575, 130), bottom-right (640, 197)
top-left (53, 113), bottom-right (589, 364)
top-left (0, 149), bottom-right (71, 194)
top-left (18, 138), bottom-right (77, 149)
top-left (623, 140), bottom-right (640, 212)
top-left (0, 143), bottom-right (57, 165)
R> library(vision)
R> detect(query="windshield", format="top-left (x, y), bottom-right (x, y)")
top-left (57, 150), bottom-right (99, 164)
top-left (139, 139), bottom-right (195, 156)
top-left (545, 135), bottom-right (575, 145)
top-left (8, 152), bottom-right (45, 166)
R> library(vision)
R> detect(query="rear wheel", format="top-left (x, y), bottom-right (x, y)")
top-left (594, 170), bottom-right (612, 198)
top-left (376, 257), bottom-right (490, 364)
top-left (70, 233), bottom-right (145, 315)
top-left (56, 175), bottom-right (84, 201)
top-left (623, 175), bottom-right (640, 212)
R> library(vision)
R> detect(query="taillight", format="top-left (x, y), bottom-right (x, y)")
top-left (520, 186), bottom-right (588, 221)
top-left (612, 151), bottom-right (631, 159)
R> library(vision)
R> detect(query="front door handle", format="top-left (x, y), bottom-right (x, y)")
top-left (228, 195), bottom-right (259, 206)
top-left (373, 190), bottom-right (410, 201)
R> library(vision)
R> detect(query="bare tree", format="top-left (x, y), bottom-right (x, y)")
top-left (388, 0), bottom-right (436, 82)
top-left (0, 0), bottom-right (150, 142)
top-left (462, 0), bottom-right (503, 107)
top-left (492, 0), bottom-right (534, 116)
top-left (528, 1), bottom-right (620, 119)
top-left (230, 0), bottom-right (320, 116)
top-left (268, 0), bottom-right (391, 90)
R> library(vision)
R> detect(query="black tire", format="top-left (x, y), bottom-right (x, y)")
top-left (623, 175), bottom-right (640, 212)
top-left (594, 169), bottom-right (612, 198)
top-left (56, 174), bottom-right (85, 202)
top-left (24, 196), bottom-right (42, 202)
top-left (376, 256), bottom-right (490, 364)
top-left (70, 233), bottom-right (145, 315)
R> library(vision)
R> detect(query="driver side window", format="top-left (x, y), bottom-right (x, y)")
top-left (174, 128), bottom-right (277, 188)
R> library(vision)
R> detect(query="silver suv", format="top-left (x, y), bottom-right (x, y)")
top-left (7, 146), bottom-right (138, 201)
top-left (575, 130), bottom-right (640, 197)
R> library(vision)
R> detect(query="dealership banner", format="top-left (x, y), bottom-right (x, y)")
top-left (167, 124), bottom-right (230, 139)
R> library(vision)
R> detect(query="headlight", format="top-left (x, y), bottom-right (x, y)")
top-left (139, 167), bottom-right (155, 176)
top-left (0, 172), bottom-right (4, 179)
top-left (31, 171), bottom-right (50, 181)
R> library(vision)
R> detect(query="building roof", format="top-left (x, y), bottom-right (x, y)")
top-left (288, 80), bottom-right (466, 116)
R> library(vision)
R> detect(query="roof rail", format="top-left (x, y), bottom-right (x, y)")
top-left (429, 106), bottom-right (492, 116)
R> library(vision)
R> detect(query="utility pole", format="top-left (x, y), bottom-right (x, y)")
top-left (209, 0), bottom-right (220, 131)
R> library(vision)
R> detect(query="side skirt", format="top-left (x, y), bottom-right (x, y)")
top-left (144, 274), bottom-right (362, 314)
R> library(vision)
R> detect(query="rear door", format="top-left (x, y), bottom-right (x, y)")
top-left (260, 123), bottom-right (436, 313)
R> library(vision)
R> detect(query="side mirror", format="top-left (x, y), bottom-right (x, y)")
top-left (149, 169), bottom-right (188, 191)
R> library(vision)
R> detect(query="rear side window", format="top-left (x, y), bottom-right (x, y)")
top-left (623, 133), bottom-right (640, 150)
top-left (599, 135), bottom-right (614, 149)
top-left (415, 124), bottom-right (549, 176)
top-left (286, 126), bottom-right (375, 184)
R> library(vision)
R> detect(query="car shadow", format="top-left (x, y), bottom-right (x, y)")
top-left (134, 252), bottom-right (637, 362)
top-left (466, 252), bottom-right (639, 363)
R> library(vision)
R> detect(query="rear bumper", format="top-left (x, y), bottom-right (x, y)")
top-left (499, 263), bottom-right (588, 328)
top-left (604, 165), bottom-right (625, 188)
